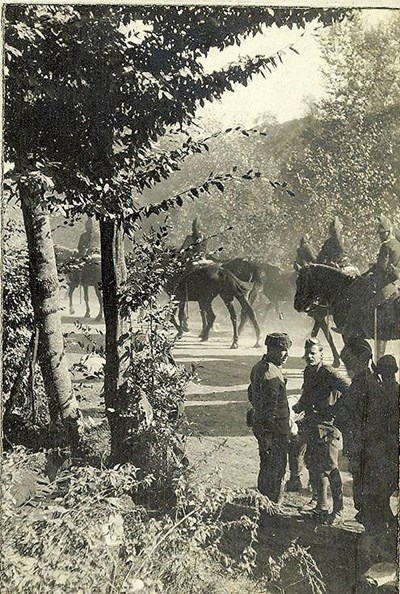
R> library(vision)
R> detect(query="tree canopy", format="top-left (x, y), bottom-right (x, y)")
top-left (4, 5), bottom-right (349, 223)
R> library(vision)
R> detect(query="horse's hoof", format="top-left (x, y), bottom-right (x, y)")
top-left (254, 342), bottom-right (262, 348)
top-left (70, 309), bottom-right (75, 315)
top-left (230, 341), bottom-right (239, 349)
top-left (182, 324), bottom-right (190, 333)
top-left (95, 315), bottom-right (103, 322)
top-left (84, 314), bottom-right (91, 319)
top-left (200, 336), bottom-right (208, 342)
top-left (333, 359), bottom-right (341, 368)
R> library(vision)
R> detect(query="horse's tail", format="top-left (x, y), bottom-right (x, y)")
top-left (218, 268), bottom-right (250, 299)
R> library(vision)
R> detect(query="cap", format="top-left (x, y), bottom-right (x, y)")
top-left (265, 332), bottom-right (292, 350)
top-left (377, 215), bottom-right (392, 233)
top-left (376, 355), bottom-right (398, 376)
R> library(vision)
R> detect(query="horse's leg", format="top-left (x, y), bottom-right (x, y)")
top-left (237, 296), bottom-right (261, 348)
top-left (170, 303), bottom-right (180, 332)
top-left (83, 284), bottom-right (91, 318)
top-left (238, 282), bottom-right (260, 334)
top-left (69, 283), bottom-right (76, 315)
top-left (94, 284), bottom-right (103, 321)
top-left (198, 308), bottom-right (208, 338)
top-left (177, 301), bottom-right (186, 338)
top-left (223, 299), bottom-right (239, 349)
top-left (319, 316), bottom-right (341, 368)
top-left (199, 301), bottom-right (215, 342)
top-left (310, 318), bottom-right (321, 338)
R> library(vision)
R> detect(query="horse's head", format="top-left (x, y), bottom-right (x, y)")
top-left (294, 265), bottom-right (314, 312)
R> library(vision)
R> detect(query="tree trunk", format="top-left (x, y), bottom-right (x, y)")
top-left (19, 183), bottom-right (82, 451)
top-left (100, 218), bottom-right (130, 461)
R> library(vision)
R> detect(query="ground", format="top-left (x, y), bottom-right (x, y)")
top-left (62, 294), bottom-right (399, 594)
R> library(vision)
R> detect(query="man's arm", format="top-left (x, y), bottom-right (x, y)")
top-left (376, 243), bottom-right (389, 272)
top-left (329, 368), bottom-right (351, 394)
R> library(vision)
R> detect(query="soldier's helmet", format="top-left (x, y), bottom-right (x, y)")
top-left (329, 216), bottom-right (342, 237)
top-left (85, 217), bottom-right (94, 232)
top-left (377, 214), bottom-right (393, 235)
top-left (192, 216), bottom-right (202, 238)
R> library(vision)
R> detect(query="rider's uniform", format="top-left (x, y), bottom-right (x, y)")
top-left (180, 233), bottom-right (211, 267)
top-left (374, 234), bottom-right (400, 301)
top-left (78, 230), bottom-right (100, 259)
top-left (317, 235), bottom-right (346, 268)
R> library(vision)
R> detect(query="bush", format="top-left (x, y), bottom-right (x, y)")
top-left (2, 446), bottom-right (326, 594)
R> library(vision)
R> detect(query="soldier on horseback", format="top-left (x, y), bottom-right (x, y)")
top-left (370, 214), bottom-right (400, 304)
top-left (180, 216), bottom-right (209, 264)
top-left (317, 216), bottom-right (346, 268)
top-left (294, 236), bottom-right (317, 271)
top-left (78, 217), bottom-right (100, 259)
top-left (317, 216), bottom-right (359, 276)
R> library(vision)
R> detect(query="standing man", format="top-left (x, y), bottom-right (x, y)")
top-left (293, 338), bottom-right (350, 524)
top-left (332, 339), bottom-right (373, 523)
top-left (248, 332), bottom-right (293, 504)
top-left (362, 355), bottom-right (399, 532)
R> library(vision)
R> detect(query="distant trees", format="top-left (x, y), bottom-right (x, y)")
top-left (282, 12), bottom-right (400, 265)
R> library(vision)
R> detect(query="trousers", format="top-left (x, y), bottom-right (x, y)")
top-left (257, 433), bottom-right (289, 503)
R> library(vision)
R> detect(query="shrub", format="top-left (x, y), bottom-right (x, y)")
top-left (2, 446), bottom-right (326, 594)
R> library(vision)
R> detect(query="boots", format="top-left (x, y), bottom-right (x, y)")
top-left (328, 468), bottom-right (344, 525)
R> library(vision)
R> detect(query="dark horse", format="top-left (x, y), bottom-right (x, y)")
top-left (167, 264), bottom-right (261, 349)
top-left (223, 256), bottom-right (343, 367)
top-left (294, 264), bottom-right (400, 358)
top-left (54, 246), bottom-right (103, 320)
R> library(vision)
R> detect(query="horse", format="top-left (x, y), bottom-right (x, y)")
top-left (294, 263), bottom-right (400, 358)
top-left (166, 264), bottom-right (261, 349)
top-left (54, 246), bottom-right (103, 320)
top-left (223, 254), bottom-right (343, 367)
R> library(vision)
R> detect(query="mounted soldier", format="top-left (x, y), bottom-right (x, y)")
top-left (294, 236), bottom-right (317, 271)
top-left (78, 217), bottom-right (101, 259)
top-left (179, 216), bottom-right (214, 269)
top-left (317, 216), bottom-right (359, 275)
top-left (370, 214), bottom-right (400, 304)
top-left (317, 216), bottom-right (346, 268)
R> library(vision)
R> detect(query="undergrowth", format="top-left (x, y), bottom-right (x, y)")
top-left (1, 446), bottom-right (326, 594)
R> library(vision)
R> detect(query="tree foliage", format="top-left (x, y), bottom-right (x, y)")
top-left (4, 4), bottom-right (349, 221)
top-left (281, 13), bottom-right (400, 265)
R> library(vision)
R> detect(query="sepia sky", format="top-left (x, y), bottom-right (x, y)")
top-left (197, 8), bottom-right (394, 127)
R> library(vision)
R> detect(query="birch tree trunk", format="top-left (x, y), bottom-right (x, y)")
top-left (19, 183), bottom-right (82, 451)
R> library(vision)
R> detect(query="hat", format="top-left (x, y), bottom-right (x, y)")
top-left (376, 355), bottom-right (398, 377)
top-left (377, 215), bottom-right (392, 233)
top-left (265, 332), bottom-right (292, 350)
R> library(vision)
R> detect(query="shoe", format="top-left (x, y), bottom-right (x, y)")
top-left (328, 510), bottom-right (344, 526)
top-left (311, 508), bottom-right (330, 523)
top-left (286, 478), bottom-right (303, 493)
top-left (301, 496), bottom-right (317, 511)
top-left (354, 511), bottom-right (364, 524)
